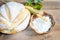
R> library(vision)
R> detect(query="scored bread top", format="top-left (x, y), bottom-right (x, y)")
top-left (0, 2), bottom-right (30, 34)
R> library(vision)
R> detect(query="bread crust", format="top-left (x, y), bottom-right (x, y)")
top-left (0, 2), bottom-right (30, 34)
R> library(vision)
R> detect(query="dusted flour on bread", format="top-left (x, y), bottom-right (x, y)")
top-left (0, 2), bottom-right (30, 34)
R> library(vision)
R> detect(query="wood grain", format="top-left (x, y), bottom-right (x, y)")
top-left (0, 10), bottom-right (60, 40)
top-left (0, 0), bottom-right (60, 40)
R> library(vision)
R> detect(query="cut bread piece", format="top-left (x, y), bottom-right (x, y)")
top-left (30, 12), bottom-right (55, 34)
top-left (0, 2), bottom-right (30, 34)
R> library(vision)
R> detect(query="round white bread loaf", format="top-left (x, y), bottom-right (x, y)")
top-left (0, 2), bottom-right (30, 34)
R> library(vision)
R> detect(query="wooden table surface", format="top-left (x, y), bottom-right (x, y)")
top-left (0, 0), bottom-right (60, 40)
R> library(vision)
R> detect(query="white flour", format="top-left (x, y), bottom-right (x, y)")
top-left (32, 16), bottom-right (52, 33)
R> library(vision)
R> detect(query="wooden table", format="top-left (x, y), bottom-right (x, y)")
top-left (0, 0), bottom-right (60, 40)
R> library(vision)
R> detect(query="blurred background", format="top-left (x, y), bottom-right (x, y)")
top-left (0, 0), bottom-right (60, 40)
top-left (0, 0), bottom-right (60, 9)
